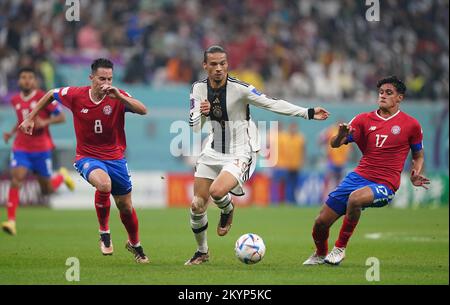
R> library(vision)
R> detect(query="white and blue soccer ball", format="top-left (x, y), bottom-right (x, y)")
top-left (235, 233), bottom-right (266, 264)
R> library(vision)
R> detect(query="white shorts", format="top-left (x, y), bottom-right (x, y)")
top-left (194, 149), bottom-right (257, 196)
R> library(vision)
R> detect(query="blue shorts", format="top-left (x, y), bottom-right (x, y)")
top-left (326, 172), bottom-right (395, 216)
top-left (10, 150), bottom-right (53, 177)
top-left (74, 158), bottom-right (132, 196)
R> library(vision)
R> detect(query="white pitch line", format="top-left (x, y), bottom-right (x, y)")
top-left (364, 233), bottom-right (383, 239)
top-left (364, 232), bottom-right (447, 242)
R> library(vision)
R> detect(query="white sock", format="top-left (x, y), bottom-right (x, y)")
top-left (213, 194), bottom-right (234, 214)
top-left (190, 209), bottom-right (208, 253)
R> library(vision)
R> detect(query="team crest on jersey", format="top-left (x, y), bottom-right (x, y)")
top-left (212, 105), bottom-right (222, 118)
top-left (391, 125), bottom-right (401, 135)
top-left (103, 105), bottom-right (112, 115)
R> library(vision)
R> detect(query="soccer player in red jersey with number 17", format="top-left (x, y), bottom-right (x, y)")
top-left (19, 59), bottom-right (150, 264)
top-left (2, 68), bottom-right (75, 236)
top-left (303, 76), bottom-right (430, 266)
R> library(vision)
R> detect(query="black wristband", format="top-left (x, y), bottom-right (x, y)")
top-left (307, 108), bottom-right (315, 120)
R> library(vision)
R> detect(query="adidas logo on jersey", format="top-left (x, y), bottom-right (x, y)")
top-left (81, 108), bottom-right (89, 113)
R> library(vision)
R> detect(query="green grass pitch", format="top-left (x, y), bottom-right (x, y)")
top-left (0, 205), bottom-right (448, 285)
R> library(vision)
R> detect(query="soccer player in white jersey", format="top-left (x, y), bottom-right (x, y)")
top-left (185, 46), bottom-right (330, 265)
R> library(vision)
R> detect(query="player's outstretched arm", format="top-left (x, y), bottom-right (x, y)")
top-left (410, 150), bottom-right (430, 189)
top-left (100, 85), bottom-right (147, 115)
top-left (330, 123), bottom-right (353, 148)
top-left (34, 112), bottom-right (66, 129)
top-left (19, 89), bottom-right (55, 135)
top-left (245, 86), bottom-right (330, 120)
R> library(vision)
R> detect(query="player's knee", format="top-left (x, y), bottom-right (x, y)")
top-left (191, 196), bottom-right (207, 214)
top-left (209, 185), bottom-right (228, 200)
top-left (314, 216), bottom-right (330, 231)
top-left (95, 181), bottom-right (112, 193)
top-left (348, 192), bottom-right (364, 209)
top-left (118, 205), bottom-right (133, 215)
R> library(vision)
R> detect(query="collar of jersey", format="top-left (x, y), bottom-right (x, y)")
top-left (374, 109), bottom-right (400, 121)
top-left (20, 90), bottom-right (37, 102)
top-left (89, 89), bottom-right (106, 105)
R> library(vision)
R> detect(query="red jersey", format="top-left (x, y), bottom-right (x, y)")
top-left (347, 110), bottom-right (423, 192)
top-left (12, 90), bottom-right (61, 152)
top-left (54, 86), bottom-right (130, 160)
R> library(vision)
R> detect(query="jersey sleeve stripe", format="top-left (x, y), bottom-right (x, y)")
top-left (227, 76), bottom-right (250, 87)
top-left (347, 134), bottom-right (354, 143)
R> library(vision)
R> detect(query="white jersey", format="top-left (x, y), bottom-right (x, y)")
top-left (189, 76), bottom-right (312, 155)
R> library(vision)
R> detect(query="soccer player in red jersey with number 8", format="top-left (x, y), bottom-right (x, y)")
top-left (303, 76), bottom-right (430, 266)
top-left (19, 59), bottom-right (150, 264)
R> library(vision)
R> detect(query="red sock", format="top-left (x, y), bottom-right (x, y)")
top-left (94, 191), bottom-right (111, 232)
top-left (335, 216), bottom-right (359, 248)
top-left (120, 208), bottom-right (139, 245)
top-left (312, 226), bottom-right (329, 256)
top-left (51, 174), bottom-right (64, 190)
top-left (7, 187), bottom-right (19, 221)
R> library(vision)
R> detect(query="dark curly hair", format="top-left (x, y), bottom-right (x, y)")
top-left (376, 76), bottom-right (407, 95)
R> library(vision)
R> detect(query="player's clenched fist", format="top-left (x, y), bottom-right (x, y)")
top-left (19, 118), bottom-right (34, 135)
top-left (337, 123), bottom-right (354, 136)
top-left (200, 100), bottom-right (210, 116)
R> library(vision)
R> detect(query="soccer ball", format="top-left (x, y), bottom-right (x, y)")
top-left (235, 233), bottom-right (266, 264)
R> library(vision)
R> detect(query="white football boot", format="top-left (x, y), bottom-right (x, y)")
top-left (324, 246), bottom-right (346, 265)
top-left (303, 253), bottom-right (325, 265)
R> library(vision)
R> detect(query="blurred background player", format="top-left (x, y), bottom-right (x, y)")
top-left (185, 45), bottom-right (330, 265)
top-left (283, 122), bottom-right (305, 204)
top-left (19, 58), bottom-right (150, 264)
top-left (1, 67), bottom-right (74, 236)
top-left (303, 76), bottom-right (430, 266)
top-left (270, 122), bottom-right (305, 205)
top-left (319, 119), bottom-right (353, 200)
top-left (269, 122), bottom-right (288, 204)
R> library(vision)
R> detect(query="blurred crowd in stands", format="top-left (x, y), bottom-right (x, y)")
top-left (0, 0), bottom-right (448, 105)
